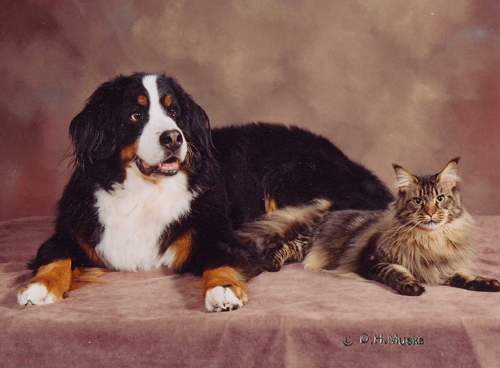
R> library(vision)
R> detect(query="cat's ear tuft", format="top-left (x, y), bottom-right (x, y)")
top-left (437, 157), bottom-right (460, 186)
top-left (393, 164), bottom-right (418, 190)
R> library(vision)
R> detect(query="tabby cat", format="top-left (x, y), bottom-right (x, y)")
top-left (238, 158), bottom-right (499, 295)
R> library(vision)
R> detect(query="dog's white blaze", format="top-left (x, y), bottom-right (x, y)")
top-left (95, 166), bottom-right (195, 271)
top-left (138, 75), bottom-right (187, 165)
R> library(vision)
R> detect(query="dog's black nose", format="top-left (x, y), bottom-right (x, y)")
top-left (159, 130), bottom-right (183, 150)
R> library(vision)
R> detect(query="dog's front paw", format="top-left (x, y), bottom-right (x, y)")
top-left (17, 283), bottom-right (59, 306)
top-left (204, 285), bottom-right (248, 312)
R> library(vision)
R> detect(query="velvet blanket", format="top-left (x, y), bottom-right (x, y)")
top-left (1, 216), bottom-right (499, 367)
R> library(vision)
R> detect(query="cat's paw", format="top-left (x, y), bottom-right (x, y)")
top-left (469, 277), bottom-right (500, 292)
top-left (266, 258), bottom-right (283, 272)
top-left (204, 285), bottom-right (248, 312)
top-left (398, 281), bottom-right (425, 296)
top-left (263, 249), bottom-right (284, 272)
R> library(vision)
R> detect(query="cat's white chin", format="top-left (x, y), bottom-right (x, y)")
top-left (420, 221), bottom-right (445, 230)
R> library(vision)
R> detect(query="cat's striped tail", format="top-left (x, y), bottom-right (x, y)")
top-left (236, 199), bottom-right (332, 271)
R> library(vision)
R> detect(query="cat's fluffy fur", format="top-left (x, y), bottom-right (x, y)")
top-left (237, 158), bottom-right (500, 295)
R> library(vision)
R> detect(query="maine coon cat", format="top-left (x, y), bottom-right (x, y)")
top-left (238, 158), bottom-right (500, 295)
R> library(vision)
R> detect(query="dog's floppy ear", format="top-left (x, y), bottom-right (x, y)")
top-left (167, 77), bottom-right (213, 155)
top-left (69, 80), bottom-right (119, 169)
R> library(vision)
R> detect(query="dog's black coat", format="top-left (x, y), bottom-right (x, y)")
top-left (30, 73), bottom-right (393, 280)
top-left (213, 123), bottom-right (393, 228)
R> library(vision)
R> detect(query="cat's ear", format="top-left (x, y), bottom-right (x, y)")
top-left (392, 164), bottom-right (418, 190)
top-left (437, 157), bottom-right (460, 187)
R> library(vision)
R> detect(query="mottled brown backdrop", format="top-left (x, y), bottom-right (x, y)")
top-left (1, 0), bottom-right (499, 220)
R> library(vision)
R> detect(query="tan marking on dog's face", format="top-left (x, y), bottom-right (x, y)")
top-left (30, 259), bottom-right (73, 302)
top-left (169, 230), bottom-right (194, 272)
top-left (164, 95), bottom-right (172, 107)
top-left (202, 266), bottom-right (247, 301)
top-left (120, 143), bottom-right (138, 165)
top-left (137, 95), bottom-right (148, 107)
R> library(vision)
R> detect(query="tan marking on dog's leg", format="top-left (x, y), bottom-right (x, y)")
top-left (265, 195), bottom-right (278, 213)
top-left (31, 259), bottom-right (72, 299)
top-left (170, 230), bottom-right (194, 272)
top-left (69, 267), bottom-right (110, 291)
top-left (17, 259), bottom-right (72, 305)
top-left (78, 238), bottom-right (107, 268)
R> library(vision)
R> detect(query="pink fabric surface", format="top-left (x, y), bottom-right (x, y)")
top-left (1, 216), bottom-right (499, 367)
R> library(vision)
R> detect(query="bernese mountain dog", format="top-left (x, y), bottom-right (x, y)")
top-left (17, 73), bottom-right (393, 311)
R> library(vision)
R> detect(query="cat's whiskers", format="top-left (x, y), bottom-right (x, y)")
top-left (401, 220), bottom-right (425, 236)
top-left (393, 219), bottom-right (423, 235)
top-left (466, 208), bottom-right (489, 231)
top-left (471, 204), bottom-right (490, 215)
top-left (468, 222), bottom-right (486, 232)
top-left (385, 219), bottom-right (421, 244)
top-left (389, 220), bottom-right (415, 234)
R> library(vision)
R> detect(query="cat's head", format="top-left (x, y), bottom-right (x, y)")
top-left (392, 157), bottom-right (463, 230)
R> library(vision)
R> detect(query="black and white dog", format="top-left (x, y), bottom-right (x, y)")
top-left (17, 73), bottom-right (393, 311)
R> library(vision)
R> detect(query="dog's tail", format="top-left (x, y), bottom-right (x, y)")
top-left (69, 267), bottom-right (111, 291)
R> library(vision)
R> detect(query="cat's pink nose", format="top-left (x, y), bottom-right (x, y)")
top-left (424, 205), bottom-right (437, 217)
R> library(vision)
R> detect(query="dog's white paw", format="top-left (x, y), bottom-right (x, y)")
top-left (204, 285), bottom-right (247, 312)
top-left (17, 283), bottom-right (56, 306)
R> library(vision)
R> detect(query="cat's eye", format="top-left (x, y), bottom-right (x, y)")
top-left (436, 195), bottom-right (445, 203)
top-left (413, 198), bottom-right (423, 206)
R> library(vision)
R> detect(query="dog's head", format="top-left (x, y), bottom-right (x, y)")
top-left (70, 73), bottom-right (212, 179)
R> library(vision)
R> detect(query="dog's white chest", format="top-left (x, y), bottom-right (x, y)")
top-left (95, 167), bottom-right (194, 271)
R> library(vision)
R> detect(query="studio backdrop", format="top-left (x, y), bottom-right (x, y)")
top-left (1, 0), bottom-right (499, 220)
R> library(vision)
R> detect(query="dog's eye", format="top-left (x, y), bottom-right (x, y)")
top-left (130, 112), bottom-right (143, 122)
top-left (167, 106), bottom-right (177, 118)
